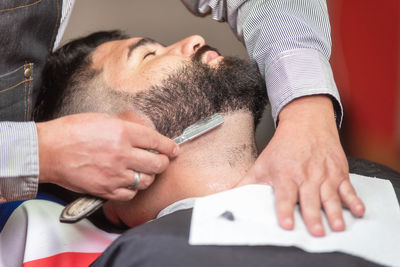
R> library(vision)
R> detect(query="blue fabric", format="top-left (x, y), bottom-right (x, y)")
top-left (0, 193), bottom-right (66, 232)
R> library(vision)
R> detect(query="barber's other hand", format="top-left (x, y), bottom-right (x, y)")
top-left (238, 95), bottom-right (365, 237)
top-left (36, 112), bottom-right (178, 201)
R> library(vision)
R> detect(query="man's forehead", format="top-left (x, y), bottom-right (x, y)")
top-left (90, 37), bottom-right (141, 68)
top-left (94, 37), bottom-right (141, 56)
top-left (91, 37), bottom-right (161, 67)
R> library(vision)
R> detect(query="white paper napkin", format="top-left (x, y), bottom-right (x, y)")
top-left (189, 174), bottom-right (400, 266)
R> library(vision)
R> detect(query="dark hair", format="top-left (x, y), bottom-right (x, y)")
top-left (33, 30), bottom-right (128, 122)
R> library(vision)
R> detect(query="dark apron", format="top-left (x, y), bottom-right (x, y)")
top-left (0, 0), bottom-right (62, 121)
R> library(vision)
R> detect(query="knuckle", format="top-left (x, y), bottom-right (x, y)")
top-left (282, 168), bottom-right (304, 185)
top-left (339, 181), bottom-right (355, 196)
top-left (303, 209), bottom-right (321, 221)
top-left (142, 175), bottom-right (155, 188)
top-left (102, 183), bottom-right (116, 195)
top-left (109, 192), bottom-right (122, 201)
top-left (152, 157), bottom-right (167, 173)
top-left (121, 192), bottom-right (137, 201)
top-left (299, 182), bottom-right (315, 194)
top-left (148, 136), bottom-right (160, 150)
top-left (127, 191), bottom-right (137, 200)
top-left (321, 193), bottom-right (339, 205)
top-left (346, 193), bottom-right (359, 204)
top-left (335, 168), bottom-right (349, 181)
top-left (108, 149), bottom-right (130, 168)
top-left (110, 151), bottom-right (125, 164)
top-left (92, 180), bottom-right (110, 195)
top-left (107, 192), bottom-right (121, 201)
top-left (277, 200), bottom-right (294, 211)
top-left (95, 183), bottom-right (117, 198)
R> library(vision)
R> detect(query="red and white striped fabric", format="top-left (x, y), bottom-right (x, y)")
top-left (0, 200), bottom-right (119, 267)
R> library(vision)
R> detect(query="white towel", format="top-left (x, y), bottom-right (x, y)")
top-left (190, 174), bottom-right (400, 266)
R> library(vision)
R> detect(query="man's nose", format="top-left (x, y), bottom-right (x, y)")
top-left (167, 35), bottom-right (205, 57)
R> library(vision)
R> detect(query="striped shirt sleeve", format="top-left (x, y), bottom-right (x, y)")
top-left (0, 1), bottom-right (74, 202)
top-left (0, 122), bottom-right (39, 202)
top-left (181, 0), bottom-right (343, 126)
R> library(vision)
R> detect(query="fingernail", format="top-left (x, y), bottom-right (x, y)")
top-left (283, 218), bottom-right (294, 229)
top-left (333, 219), bottom-right (344, 230)
top-left (173, 146), bottom-right (179, 156)
top-left (355, 204), bottom-right (364, 215)
top-left (312, 224), bottom-right (325, 236)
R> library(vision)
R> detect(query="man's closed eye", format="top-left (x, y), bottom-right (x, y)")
top-left (144, 51), bottom-right (156, 59)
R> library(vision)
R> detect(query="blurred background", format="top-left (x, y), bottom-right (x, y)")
top-left (328, 0), bottom-right (400, 171)
top-left (62, 0), bottom-right (399, 171)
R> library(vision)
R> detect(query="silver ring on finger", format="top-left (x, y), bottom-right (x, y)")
top-left (129, 171), bottom-right (141, 190)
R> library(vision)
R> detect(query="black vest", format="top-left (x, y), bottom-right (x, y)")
top-left (0, 0), bottom-right (62, 121)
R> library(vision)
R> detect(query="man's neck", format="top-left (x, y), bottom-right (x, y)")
top-left (105, 111), bottom-right (257, 227)
top-left (162, 111), bottom-right (257, 197)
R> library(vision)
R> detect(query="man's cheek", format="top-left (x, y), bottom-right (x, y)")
top-left (150, 58), bottom-right (188, 80)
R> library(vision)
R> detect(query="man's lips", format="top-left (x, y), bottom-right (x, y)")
top-left (193, 45), bottom-right (222, 65)
top-left (203, 50), bottom-right (223, 64)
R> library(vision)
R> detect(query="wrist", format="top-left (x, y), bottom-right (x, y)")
top-left (36, 121), bottom-right (55, 183)
top-left (278, 95), bottom-right (336, 126)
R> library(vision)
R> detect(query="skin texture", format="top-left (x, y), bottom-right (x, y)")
top-left (37, 35), bottom-right (213, 201)
top-left (104, 111), bottom-right (257, 227)
top-left (238, 95), bottom-right (365, 236)
top-left (90, 35), bottom-right (221, 94)
top-left (76, 35), bottom-right (261, 226)
top-left (89, 34), bottom-right (364, 236)
top-left (37, 112), bottom-right (178, 201)
top-left (47, 34), bottom-right (365, 236)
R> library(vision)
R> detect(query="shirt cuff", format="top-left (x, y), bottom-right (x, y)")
top-left (0, 122), bottom-right (39, 202)
top-left (266, 48), bottom-right (343, 128)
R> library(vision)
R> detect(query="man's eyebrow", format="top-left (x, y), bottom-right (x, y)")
top-left (127, 38), bottom-right (158, 59)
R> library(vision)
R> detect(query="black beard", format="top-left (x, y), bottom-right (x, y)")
top-left (130, 56), bottom-right (268, 139)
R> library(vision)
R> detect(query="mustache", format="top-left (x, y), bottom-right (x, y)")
top-left (192, 45), bottom-right (221, 63)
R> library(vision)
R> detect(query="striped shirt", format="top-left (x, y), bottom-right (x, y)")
top-left (182, 0), bottom-right (342, 124)
top-left (0, 0), bottom-right (75, 202)
top-left (0, 0), bottom-right (342, 202)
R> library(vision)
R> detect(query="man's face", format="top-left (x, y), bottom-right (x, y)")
top-left (86, 34), bottom-right (266, 139)
top-left (91, 35), bottom-right (223, 94)
top-left (83, 34), bottom-right (268, 227)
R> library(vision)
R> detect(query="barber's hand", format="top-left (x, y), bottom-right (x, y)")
top-left (36, 112), bottom-right (178, 201)
top-left (237, 95), bottom-right (365, 237)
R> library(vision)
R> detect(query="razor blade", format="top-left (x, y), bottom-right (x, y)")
top-left (60, 113), bottom-right (224, 223)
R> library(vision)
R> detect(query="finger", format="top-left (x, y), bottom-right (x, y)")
top-left (299, 182), bottom-right (325, 237)
top-left (105, 187), bottom-right (138, 201)
top-left (128, 171), bottom-right (156, 191)
top-left (117, 111), bottom-right (148, 126)
top-left (126, 123), bottom-right (178, 157)
top-left (274, 180), bottom-right (298, 230)
top-left (127, 148), bottom-right (170, 174)
top-left (339, 180), bottom-right (365, 217)
top-left (321, 181), bottom-right (345, 232)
